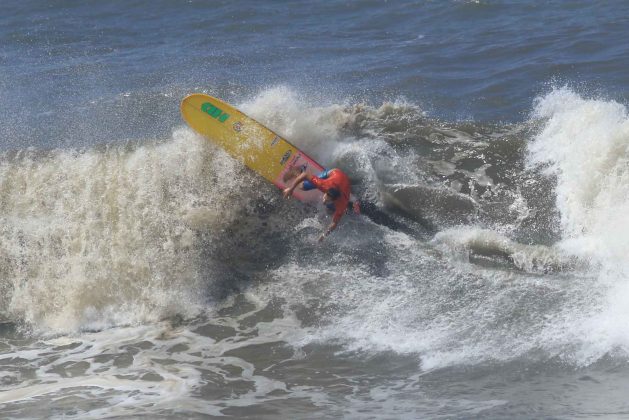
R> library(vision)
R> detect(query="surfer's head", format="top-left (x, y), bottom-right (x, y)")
top-left (323, 188), bottom-right (340, 204)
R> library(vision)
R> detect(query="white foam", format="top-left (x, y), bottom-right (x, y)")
top-left (239, 86), bottom-right (347, 165)
top-left (0, 310), bottom-right (324, 418)
top-left (10, 84), bottom-right (629, 382)
top-left (209, 88), bottom-right (629, 369)
top-left (528, 87), bottom-right (629, 364)
top-left (0, 128), bottom-right (251, 333)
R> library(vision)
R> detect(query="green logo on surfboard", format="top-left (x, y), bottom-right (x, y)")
top-left (201, 102), bottom-right (230, 123)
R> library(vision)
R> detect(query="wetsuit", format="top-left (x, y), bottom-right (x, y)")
top-left (302, 168), bottom-right (351, 223)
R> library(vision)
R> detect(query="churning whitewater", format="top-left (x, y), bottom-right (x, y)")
top-left (1, 84), bottom-right (629, 416)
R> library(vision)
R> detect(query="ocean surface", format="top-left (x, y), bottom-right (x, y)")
top-left (2, 0), bottom-right (629, 418)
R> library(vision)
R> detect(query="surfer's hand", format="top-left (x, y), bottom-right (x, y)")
top-left (283, 187), bottom-right (293, 199)
top-left (318, 233), bottom-right (326, 242)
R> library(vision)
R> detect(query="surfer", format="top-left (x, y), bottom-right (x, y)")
top-left (283, 167), bottom-right (353, 241)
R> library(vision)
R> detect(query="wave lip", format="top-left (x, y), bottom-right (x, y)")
top-left (529, 88), bottom-right (629, 241)
top-left (0, 129), bottom-right (246, 334)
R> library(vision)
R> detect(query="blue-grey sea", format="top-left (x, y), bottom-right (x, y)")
top-left (2, 1), bottom-right (629, 418)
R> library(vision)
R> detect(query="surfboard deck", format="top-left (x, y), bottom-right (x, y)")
top-left (181, 94), bottom-right (357, 207)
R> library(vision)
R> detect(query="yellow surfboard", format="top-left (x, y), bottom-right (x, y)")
top-left (181, 93), bottom-right (331, 204)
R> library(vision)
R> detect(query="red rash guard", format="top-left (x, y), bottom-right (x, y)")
top-left (308, 169), bottom-right (351, 223)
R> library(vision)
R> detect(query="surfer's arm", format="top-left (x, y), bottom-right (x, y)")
top-left (283, 172), bottom-right (310, 199)
top-left (318, 220), bottom-right (338, 242)
top-left (320, 205), bottom-right (345, 241)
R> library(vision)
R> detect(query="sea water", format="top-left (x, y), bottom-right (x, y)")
top-left (2, 1), bottom-right (629, 418)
